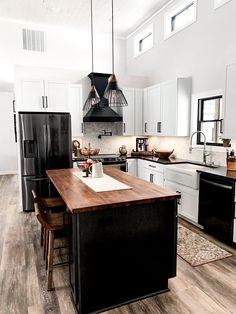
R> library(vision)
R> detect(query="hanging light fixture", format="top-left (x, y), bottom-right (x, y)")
top-left (83, 0), bottom-right (100, 111)
top-left (103, 0), bottom-right (128, 107)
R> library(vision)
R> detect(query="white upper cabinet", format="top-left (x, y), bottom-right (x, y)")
top-left (17, 80), bottom-right (44, 112)
top-left (143, 84), bottom-right (161, 136)
top-left (122, 88), bottom-right (135, 135)
top-left (16, 79), bottom-right (69, 112)
top-left (143, 78), bottom-right (191, 137)
top-left (122, 88), bottom-right (143, 136)
top-left (134, 89), bottom-right (143, 135)
top-left (44, 80), bottom-right (69, 112)
top-left (223, 63), bottom-right (236, 138)
top-left (68, 84), bottom-right (83, 137)
top-left (160, 78), bottom-right (191, 136)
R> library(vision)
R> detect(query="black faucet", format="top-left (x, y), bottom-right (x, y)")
top-left (98, 130), bottom-right (113, 139)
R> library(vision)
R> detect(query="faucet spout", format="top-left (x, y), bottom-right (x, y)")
top-left (189, 131), bottom-right (208, 163)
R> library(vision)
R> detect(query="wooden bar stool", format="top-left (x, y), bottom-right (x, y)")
top-left (32, 190), bottom-right (69, 291)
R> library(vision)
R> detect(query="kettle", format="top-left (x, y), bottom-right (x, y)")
top-left (119, 145), bottom-right (127, 156)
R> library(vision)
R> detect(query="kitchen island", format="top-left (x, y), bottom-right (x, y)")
top-left (47, 167), bottom-right (179, 314)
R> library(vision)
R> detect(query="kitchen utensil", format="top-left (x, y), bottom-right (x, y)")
top-left (154, 149), bottom-right (174, 159)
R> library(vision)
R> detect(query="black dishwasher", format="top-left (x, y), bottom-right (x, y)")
top-left (199, 173), bottom-right (235, 243)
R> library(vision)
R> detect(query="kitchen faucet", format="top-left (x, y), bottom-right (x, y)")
top-left (189, 131), bottom-right (210, 164)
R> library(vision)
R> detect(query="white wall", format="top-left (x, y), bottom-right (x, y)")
top-left (0, 92), bottom-right (18, 174)
top-left (126, 0), bottom-right (236, 93)
top-left (0, 20), bottom-right (147, 88)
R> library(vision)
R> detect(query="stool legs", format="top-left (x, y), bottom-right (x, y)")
top-left (47, 230), bottom-right (54, 291)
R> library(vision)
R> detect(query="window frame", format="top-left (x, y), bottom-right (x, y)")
top-left (214, 0), bottom-right (232, 10)
top-left (134, 24), bottom-right (154, 57)
top-left (164, 0), bottom-right (197, 40)
top-left (197, 95), bottom-right (224, 147)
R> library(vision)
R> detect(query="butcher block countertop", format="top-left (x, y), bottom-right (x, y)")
top-left (46, 167), bottom-right (179, 214)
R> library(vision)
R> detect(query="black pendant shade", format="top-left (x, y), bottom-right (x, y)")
top-left (83, 0), bottom-right (100, 111)
top-left (103, 0), bottom-right (128, 107)
top-left (83, 84), bottom-right (100, 111)
top-left (103, 74), bottom-right (128, 107)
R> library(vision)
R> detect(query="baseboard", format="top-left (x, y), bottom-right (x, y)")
top-left (0, 170), bottom-right (18, 175)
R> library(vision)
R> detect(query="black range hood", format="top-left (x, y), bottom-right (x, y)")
top-left (83, 72), bottom-right (123, 122)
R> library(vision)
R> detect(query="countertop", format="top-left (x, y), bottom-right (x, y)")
top-left (46, 167), bottom-right (179, 214)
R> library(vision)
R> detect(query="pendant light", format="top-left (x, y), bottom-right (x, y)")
top-left (83, 0), bottom-right (100, 111)
top-left (103, 0), bottom-right (128, 107)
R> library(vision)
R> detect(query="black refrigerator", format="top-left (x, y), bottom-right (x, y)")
top-left (19, 112), bottom-right (72, 211)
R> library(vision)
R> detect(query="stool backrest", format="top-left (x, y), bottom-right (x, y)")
top-left (32, 190), bottom-right (50, 229)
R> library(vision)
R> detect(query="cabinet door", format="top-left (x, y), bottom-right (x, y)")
top-left (127, 159), bottom-right (137, 177)
top-left (143, 85), bottom-right (161, 135)
top-left (137, 159), bottom-right (147, 180)
top-left (164, 180), bottom-right (182, 215)
top-left (161, 80), bottom-right (177, 136)
top-left (122, 88), bottom-right (134, 135)
top-left (144, 168), bottom-right (164, 187)
top-left (45, 81), bottom-right (69, 112)
top-left (69, 84), bottom-right (83, 137)
top-left (18, 80), bottom-right (44, 111)
top-left (134, 89), bottom-right (143, 135)
top-left (223, 63), bottom-right (236, 138)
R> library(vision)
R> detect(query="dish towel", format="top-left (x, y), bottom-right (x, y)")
top-left (73, 173), bottom-right (132, 192)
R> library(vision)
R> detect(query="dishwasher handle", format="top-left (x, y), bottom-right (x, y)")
top-left (201, 178), bottom-right (233, 190)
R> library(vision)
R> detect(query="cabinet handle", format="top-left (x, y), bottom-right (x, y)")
top-left (123, 123), bottom-right (126, 133)
top-left (149, 164), bottom-right (156, 168)
top-left (150, 173), bottom-right (154, 183)
top-left (144, 122), bottom-right (147, 133)
top-left (13, 114), bottom-right (17, 143)
top-left (12, 100), bottom-right (16, 113)
top-left (157, 122), bottom-right (162, 133)
top-left (176, 191), bottom-right (181, 205)
top-left (45, 96), bottom-right (48, 108)
top-left (81, 123), bottom-right (84, 133)
top-left (42, 96), bottom-right (45, 108)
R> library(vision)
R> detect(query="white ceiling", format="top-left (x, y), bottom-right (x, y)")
top-left (0, 0), bottom-right (171, 37)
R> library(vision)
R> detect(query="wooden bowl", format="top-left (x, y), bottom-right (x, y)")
top-left (154, 149), bottom-right (174, 159)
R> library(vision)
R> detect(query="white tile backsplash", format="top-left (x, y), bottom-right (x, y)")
top-left (74, 125), bottom-right (231, 166)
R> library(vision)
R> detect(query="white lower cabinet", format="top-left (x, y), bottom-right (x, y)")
top-left (137, 159), bottom-right (164, 187)
top-left (127, 159), bottom-right (137, 177)
top-left (164, 180), bottom-right (199, 223)
top-left (137, 159), bottom-right (147, 180)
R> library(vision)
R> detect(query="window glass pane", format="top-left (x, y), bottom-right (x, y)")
top-left (200, 121), bottom-right (222, 143)
top-left (171, 3), bottom-right (194, 31)
top-left (202, 98), bottom-right (222, 120)
top-left (139, 33), bottom-right (152, 53)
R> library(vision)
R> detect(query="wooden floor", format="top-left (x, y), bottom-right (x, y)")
top-left (1, 175), bottom-right (236, 314)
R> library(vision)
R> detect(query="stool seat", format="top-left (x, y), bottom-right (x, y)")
top-left (32, 189), bottom-right (69, 291)
top-left (42, 196), bottom-right (65, 209)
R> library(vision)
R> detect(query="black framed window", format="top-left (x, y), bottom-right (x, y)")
top-left (197, 96), bottom-right (224, 146)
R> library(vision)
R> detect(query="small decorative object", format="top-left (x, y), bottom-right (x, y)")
top-left (81, 143), bottom-right (100, 156)
top-left (119, 145), bottom-right (127, 156)
top-left (226, 149), bottom-right (236, 171)
top-left (154, 149), bottom-right (174, 159)
top-left (221, 138), bottom-right (231, 147)
top-left (82, 158), bottom-right (94, 177)
top-left (89, 161), bottom-right (103, 178)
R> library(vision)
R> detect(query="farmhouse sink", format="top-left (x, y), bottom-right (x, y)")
top-left (164, 163), bottom-right (212, 189)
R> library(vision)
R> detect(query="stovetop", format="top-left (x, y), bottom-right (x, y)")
top-left (73, 154), bottom-right (127, 164)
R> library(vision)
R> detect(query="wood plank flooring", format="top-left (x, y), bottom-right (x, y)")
top-left (0, 174), bottom-right (236, 314)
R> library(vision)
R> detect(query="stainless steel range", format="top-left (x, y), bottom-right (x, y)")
top-left (73, 154), bottom-right (127, 172)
